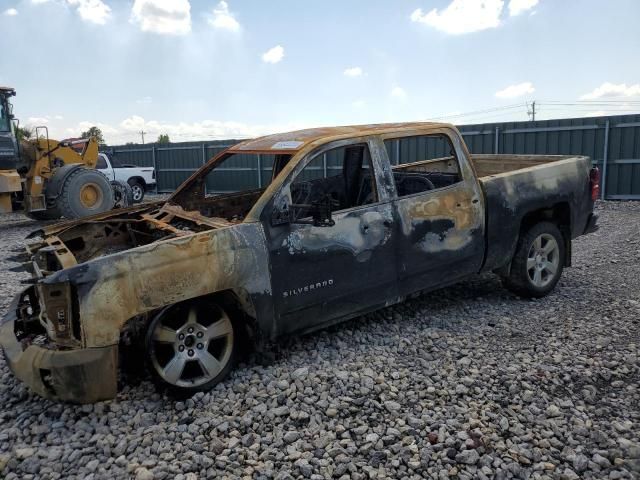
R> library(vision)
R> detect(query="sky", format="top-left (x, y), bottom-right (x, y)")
top-left (1, 0), bottom-right (639, 145)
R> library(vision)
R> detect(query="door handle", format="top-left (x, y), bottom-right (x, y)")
top-left (362, 224), bottom-right (370, 234)
top-left (472, 198), bottom-right (479, 204)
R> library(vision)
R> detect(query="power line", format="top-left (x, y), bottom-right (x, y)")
top-left (527, 101), bottom-right (537, 121)
top-left (427, 103), bottom-right (526, 121)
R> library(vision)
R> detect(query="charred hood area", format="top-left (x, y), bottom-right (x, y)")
top-left (21, 189), bottom-right (265, 277)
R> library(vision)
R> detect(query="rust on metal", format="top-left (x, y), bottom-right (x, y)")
top-left (0, 121), bottom-right (598, 403)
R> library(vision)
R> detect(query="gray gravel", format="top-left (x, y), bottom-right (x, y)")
top-left (0, 201), bottom-right (639, 480)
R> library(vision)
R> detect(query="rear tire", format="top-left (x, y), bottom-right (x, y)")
top-left (502, 221), bottom-right (565, 298)
top-left (56, 168), bottom-right (114, 219)
top-left (111, 180), bottom-right (134, 208)
top-left (128, 179), bottom-right (145, 203)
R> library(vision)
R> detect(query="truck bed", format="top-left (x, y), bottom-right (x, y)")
top-left (474, 154), bottom-right (594, 273)
top-left (471, 154), bottom-right (578, 178)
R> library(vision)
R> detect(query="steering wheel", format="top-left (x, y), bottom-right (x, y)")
top-left (292, 181), bottom-right (314, 205)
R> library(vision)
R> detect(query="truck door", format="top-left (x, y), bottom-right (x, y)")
top-left (384, 130), bottom-right (486, 296)
top-left (96, 154), bottom-right (113, 180)
top-left (264, 138), bottom-right (397, 336)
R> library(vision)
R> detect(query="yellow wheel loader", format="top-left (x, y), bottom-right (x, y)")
top-left (0, 87), bottom-right (130, 219)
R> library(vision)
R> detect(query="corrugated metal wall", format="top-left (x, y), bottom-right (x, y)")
top-left (104, 113), bottom-right (640, 199)
top-left (457, 114), bottom-right (640, 199)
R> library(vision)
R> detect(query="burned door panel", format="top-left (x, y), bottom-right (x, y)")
top-left (265, 138), bottom-right (398, 336)
top-left (267, 203), bottom-right (397, 335)
top-left (384, 132), bottom-right (486, 295)
top-left (394, 183), bottom-right (485, 295)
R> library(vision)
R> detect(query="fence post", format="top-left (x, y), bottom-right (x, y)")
top-left (494, 127), bottom-right (500, 154)
top-left (601, 120), bottom-right (610, 200)
top-left (395, 139), bottom-right (400, 165)
top-left (323, 153), bottom-right (328, 177)
top-left (151, 146), bottom-right (158, 193)
top-left (257, 154), bottom-right (263, 188)
top-left (202, 143), bottom-right (207, 195)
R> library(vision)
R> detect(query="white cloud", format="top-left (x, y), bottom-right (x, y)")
top-left (74, 121), bottom-right (119, 135)
top-left (67, 0), bottom-right (111, 25)
top-left (411, 0), bottom-right (504, 35)
top-left (136, 96), bottom-right (153, 105)
top-left (344, 67), bottom-right (363, 78)
top-left (62, 115), bottom-right (312, 144)
top-left (495, 81), bottom-right (535, 98)
top-left (580, 82), bottom-right (640, 100)
top-left (131, 0), bottom-right (191, 35)
top-left (54, 115), bottom-right (64, 120)
top-left (26, 117), bottom-right (49, 125)
top-left (391, 86), bottom-right (407, 99)
top-left (4, 8), bottom-right (18, 16)
top-left (352, 100), bottom-right (366, 108)
top-left (508, 0), bottom-right (538, 16)
top-left (262, 45), bottom-right (284, 64)
top-left (30, 0), bottom-right (111, 24)
top-left (208, 1), bottom-right (240, 32)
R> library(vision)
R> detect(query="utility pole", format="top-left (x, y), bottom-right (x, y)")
top-left (527, 101), bottom-right (536, 121)
top-left (139, 130), bottom-right (146, 144)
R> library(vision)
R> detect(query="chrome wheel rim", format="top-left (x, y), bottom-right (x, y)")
top-left (132, 185), bottom-right (143, 201)
top-left (149, 303), bottom-right (233, 388)
top-left (527, 233), bottom-right (560, 288)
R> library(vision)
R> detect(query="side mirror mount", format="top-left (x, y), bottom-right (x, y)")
top-left (271, 195), bottom-right (336, 227)
top-left (271, 202), bottom-right (291, 226)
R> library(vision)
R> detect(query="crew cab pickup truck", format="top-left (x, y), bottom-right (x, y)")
top-left (96, 152), bottom-right (155, 203)
top-left (0, 122), bottom-right (599, 402)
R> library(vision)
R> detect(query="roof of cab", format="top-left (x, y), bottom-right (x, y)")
top-left (228, 122), bottom-right (451, 154)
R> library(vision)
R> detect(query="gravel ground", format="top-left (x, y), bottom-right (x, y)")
top-left (0, 201), bottom-right (638, 480)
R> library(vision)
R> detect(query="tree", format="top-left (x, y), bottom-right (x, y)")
top-left (157, 133), bottom-right (170, 144)
top-left (80, 126), bottom-right (105, 145)
top-left (15, 126), bottom-right (33, 141)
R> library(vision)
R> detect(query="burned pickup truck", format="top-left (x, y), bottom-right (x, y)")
top-left (1, 122), bottom-right (599, 402)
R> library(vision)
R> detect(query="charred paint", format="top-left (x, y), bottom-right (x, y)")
top-left (0, 122), bottom-right (598, 403)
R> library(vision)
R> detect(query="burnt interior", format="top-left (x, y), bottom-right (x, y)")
top-left (45, 186), bottom-right (265, 265)
top-left (32, 151), bottom-right (292, 268)
top-left (171, 188), bottom-right (265, 220)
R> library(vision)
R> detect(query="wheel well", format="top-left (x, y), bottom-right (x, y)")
top-left (128, 176), bottom-right (146, 187)
top-left (519, 202), bottom-right (571, 266)
top-left (118, 289), bottom-right (260, 377)
top-left (123, 290), bottom-right (258, 337)
top-left (209, 289), bottom-right (260, 350)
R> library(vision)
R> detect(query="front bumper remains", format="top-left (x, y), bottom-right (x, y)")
top-left (0, 293), bottom-right (118, 403)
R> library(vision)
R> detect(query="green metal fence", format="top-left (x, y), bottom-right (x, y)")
top-left (104, 113), bottom-right (640, 199)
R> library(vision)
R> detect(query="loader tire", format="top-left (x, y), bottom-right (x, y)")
top-left (57, 168), bottom-right (114, 219)
top-left (111, 180), bottom-right (134, 208)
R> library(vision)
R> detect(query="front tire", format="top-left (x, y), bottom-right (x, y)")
top-left (57, 168), bottom-right (114, 219)
top-left (502, 221), bottom-right (565, 298)
top-left (145, 299), bottom-right (238, 396)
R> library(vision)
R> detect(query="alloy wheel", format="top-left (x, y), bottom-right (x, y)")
top-left (526, 233), bottom-right (560, 288)
top-left (148, 303), bottom-right (234, 388)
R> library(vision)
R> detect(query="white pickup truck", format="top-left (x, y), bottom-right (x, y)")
top-left (96, 153), bottom-right (156, 203)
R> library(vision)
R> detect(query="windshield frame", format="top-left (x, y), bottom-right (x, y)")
top-left (0, 97), bottom-right (11, 132)
top-left (167, 148), bottom-right (293, 208)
